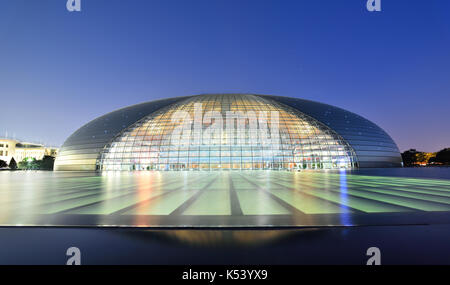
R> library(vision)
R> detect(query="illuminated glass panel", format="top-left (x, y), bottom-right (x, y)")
top-left (99, 94), bottom-right (357, 171)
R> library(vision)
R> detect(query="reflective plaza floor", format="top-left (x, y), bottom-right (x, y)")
top-left (1, 170), bottom-right (450, 227)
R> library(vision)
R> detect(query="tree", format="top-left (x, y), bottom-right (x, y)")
top-left (9, 158), bottom-right (17, 170)
top-left (40, 155), bottom-right (55, 170)
top-left (18, 158), bottom-right (28, 169)
top-left (435, 148), bottom-right (450, 165)
top-left (401, 149), bottom-right (419, 167)
top-left (401, 149), bottom-right (437, 166)
top-left (416, 152), bottom-right (435, 165)
top-left (18, 158), bottom-right (35, 170)
top-left (27, 158), bottom-right (39, 170)
top-left (18, 156), bottom-right (55, 170)
top-left (0, 160), bottom-right (7, 168)
top-left (428, 156), bottom-right (436, 164)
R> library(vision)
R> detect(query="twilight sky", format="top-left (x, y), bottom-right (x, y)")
top-left (0, 0), bottom-right (449, 152)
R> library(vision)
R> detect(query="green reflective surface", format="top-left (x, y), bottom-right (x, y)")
top-left (0, 170), bottom-right (450, 227)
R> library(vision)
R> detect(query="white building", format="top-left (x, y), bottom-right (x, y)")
top-left (0, 138), bottom-right (59, 165)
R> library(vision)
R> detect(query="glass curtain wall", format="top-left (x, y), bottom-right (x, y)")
top-left (99, 94), bottom-right (357, 171)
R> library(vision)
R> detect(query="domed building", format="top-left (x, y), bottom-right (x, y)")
top-left (54, 94), bottom-right (402, 171)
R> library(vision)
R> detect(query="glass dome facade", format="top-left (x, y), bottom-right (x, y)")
top-left (55, 94), bottom-right (402, 171)
top-left (98, 94), bottom-right (357, 171)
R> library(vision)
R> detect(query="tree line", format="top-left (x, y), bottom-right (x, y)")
top-left (0, 156), bottom-right (55, 171)
top-left (401, 148), bottom-right (450, 167)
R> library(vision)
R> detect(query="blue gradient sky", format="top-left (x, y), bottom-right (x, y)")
top-left (0, 0), bottom-right (449, 152)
